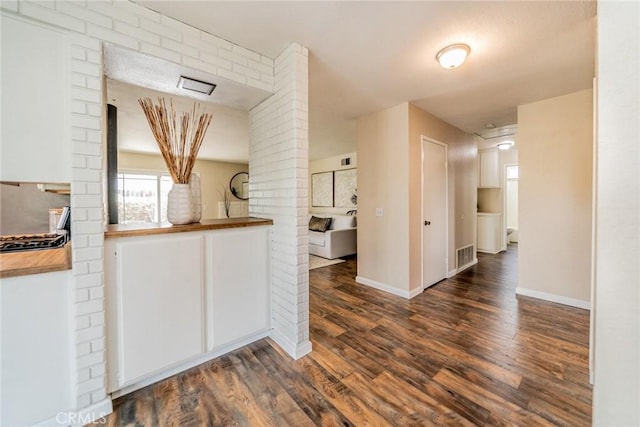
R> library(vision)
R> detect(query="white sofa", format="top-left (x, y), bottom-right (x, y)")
top-left (308, 214), bottom-right (357, 259)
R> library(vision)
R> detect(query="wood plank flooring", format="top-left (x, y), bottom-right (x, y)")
top-left (102, 245), bottom-right (592, 426)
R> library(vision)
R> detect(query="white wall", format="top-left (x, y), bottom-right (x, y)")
top-left (517, 89), bottom-right (593, 307)
top-left (593, 1), bottom-right (640, 424)
top-left (309, 151), bottom-right (357, 215)
top-left (118, 152), bottom-right (247, 219)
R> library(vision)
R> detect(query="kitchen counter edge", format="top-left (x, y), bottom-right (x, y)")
top-left (104, 217), bottom-right (273, 239)
top-left (0, 243), bottom-right (71, 279)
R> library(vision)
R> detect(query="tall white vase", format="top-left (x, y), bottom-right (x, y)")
top-left (189, 173), bottom-right (202, 223)
top-left (167, 183), bottom-right (193, 225)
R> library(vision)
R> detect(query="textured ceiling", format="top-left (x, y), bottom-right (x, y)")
top-left (135, 0), bottom-right (596, 160)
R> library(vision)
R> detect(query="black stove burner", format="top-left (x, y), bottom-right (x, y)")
top-left (0, 233), bottom-right (68, 253)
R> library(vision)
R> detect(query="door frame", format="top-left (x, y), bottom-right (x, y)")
top-left (503, 162), bottom-right (518, 249)
top-left (421, 135), bottom-right (449, 290)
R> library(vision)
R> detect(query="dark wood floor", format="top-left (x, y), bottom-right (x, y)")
top-left (103, 245), bottom-right (592, 426)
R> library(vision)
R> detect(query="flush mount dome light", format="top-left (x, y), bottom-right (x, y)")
top-left (497, 141), bottom-right (514, 150)
top-left (436, 44), bottom-right (470, 69)
top-left (177, 76), bottom-right (216, 95)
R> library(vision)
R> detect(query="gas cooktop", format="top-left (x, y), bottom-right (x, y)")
top-left (0, 233), bottom-right (68, 253)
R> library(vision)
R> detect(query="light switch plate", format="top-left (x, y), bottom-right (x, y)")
top-left (376, 208), bottom-right (383, 217)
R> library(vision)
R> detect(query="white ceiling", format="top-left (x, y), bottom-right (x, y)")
top-left (107, 79), bottom-right (250, 163)
top-left (135, 0), bottom-right (596, 160)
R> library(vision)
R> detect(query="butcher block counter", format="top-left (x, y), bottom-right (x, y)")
top-left (104, 217), bottom-right (273, 238)
top-left (0, 243), bottom-right (71, 278)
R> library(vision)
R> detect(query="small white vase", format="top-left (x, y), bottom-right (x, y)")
top-left (167, 183), bottom-right (193, 225)
top-left (189, 173), bottom-right (202, 223)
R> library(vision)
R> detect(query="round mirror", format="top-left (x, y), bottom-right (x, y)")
top-left (230, 172), bottom-right (249, 200)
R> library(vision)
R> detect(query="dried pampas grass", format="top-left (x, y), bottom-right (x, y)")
top-left (138, 97), bottom-right (213, 184)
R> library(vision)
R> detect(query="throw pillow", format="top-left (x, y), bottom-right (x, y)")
top-left (309, 216), bottom-right (332, 232)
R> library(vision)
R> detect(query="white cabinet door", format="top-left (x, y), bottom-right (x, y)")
top-left (1, 13), bottom-right (70, 183)
top-left (1, 271), bottom-right (72, 427)
top-left (477, 214), bottom-right (502, 253)
top-left (113, 236), bottom-right (204, 386)
top-left (478, 149), bottom-right (500, 188)
top-left (207, 228), bottom-right (270, 351)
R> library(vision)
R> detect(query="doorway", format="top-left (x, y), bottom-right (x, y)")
top-left (421, 136), bottom-right (448, 288)
top-left (504, 164), bottom-right (519, 246)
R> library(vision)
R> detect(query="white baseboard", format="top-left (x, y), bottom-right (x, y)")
top-left (516, 287), bottom-right (591, 310)
top-left (447, 258), bottom-right (478, 278)
top-left (356, 276), bottom-right (415, 299)
top-left (73, 398), bottom-right (113, 427)
top-left (111, 330), bottom-right (270, 398)
top-left (408, 286), bottom-right (423, 298)
top-left (477, 248), bottom-right (502, 254)
top-left (269, 329), bottom-right (312, 360)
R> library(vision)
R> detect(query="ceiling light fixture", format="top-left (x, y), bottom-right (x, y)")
top-left (497, 141), bottom-right (514, 150)
top-left (177, 76), bottom-right (216, 95)
top-left (436, 44), bottom-right (470, 69)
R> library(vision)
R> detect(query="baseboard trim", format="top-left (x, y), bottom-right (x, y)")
top-left (477, 248), bottom-right (502, 254)
top-left (408, 286), bottom-right (423, 298)
top-left (447, 258), bottom-right (478, 278)
top-left (73, 398), bottom-right (113, 427)
top-left (111, 330), bottom-right (270, 398)
top-left (356, 276), bottom-right (418, 299)
top-left (269, 329), bottom-right (312, 360)
top-left (516, 287), bottom-right (591, 310)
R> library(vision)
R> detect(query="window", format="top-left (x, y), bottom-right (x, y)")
top-left (117, 172), bottom-right (172, 224)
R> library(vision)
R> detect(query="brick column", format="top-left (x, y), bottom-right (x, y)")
top-left (249, 43), bottom-right (311, 358)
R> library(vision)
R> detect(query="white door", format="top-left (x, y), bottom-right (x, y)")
top-left (422, 137), bottom-right (448, 288)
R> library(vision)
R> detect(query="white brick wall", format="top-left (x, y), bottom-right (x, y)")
top-left (249, 43), bottom-right (311, 359)
top-left (1, 0), bottom-right (277, 418)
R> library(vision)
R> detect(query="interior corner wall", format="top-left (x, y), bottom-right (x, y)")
top-left (308, 151), bottom-right (357, 215)
top-left (408, 104), bottom-right (477, 288)
top-left (593, 1), bottom-right (640, 423)
top-left (249, 43), bottom-right (311, 359)
top-left (517, 89), bottom-right (593, 305)
top-left (356, 103), bottom-right (410, 295)
top-left (118, 152), bottom-right (247, 219)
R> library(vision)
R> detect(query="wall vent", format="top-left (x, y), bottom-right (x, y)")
top-left (341, 157), bottom-right (351, 166)
top-left (456, 244), bottom-right (474, 269)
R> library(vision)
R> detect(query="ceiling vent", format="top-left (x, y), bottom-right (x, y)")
top-left (475, 124), bottom-right (518, 140)
top-left (177, 76), bottom-right (216, 95)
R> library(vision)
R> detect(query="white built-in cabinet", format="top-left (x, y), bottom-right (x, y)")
top-left (1, 271), bottom-right (72, 426)
top-left (105, 226), bottom-right (270, 395)
top-left (206, 229), bottom-right (270, 351)
top-left (0, 12), bottom-right (70, 183)
top-left (478, 148), bottom-right (500, 188)
top-left (477, 213), bottom-right (503, 254)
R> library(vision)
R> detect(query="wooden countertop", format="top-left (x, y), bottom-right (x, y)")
top-left (0, 243), bottom-right (71, 279)
top-left (104, 217), bottom-right (273, 238)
